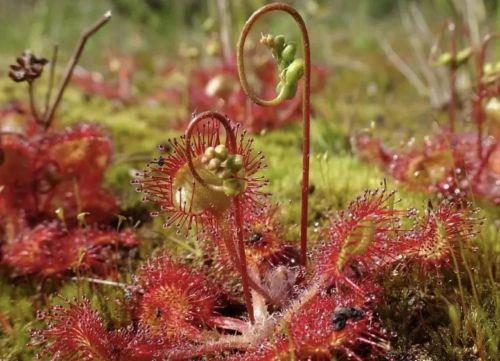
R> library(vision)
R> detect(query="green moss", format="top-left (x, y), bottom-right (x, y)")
top-left (0, 276), bottom-right (38, 360)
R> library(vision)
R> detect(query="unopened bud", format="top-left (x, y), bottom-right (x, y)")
top-left (230, 154), bottom-right (244, 172)
top-left (281, 43), bottom-right (297, 65)
top-left (214, 144), bottom-right (228, 160)
top-left (207, 158), bottom-right (221, 170)
top-left (204, 146), bottom-right (216, 159)
top-left (285, 58), bottom-right (304, 83)
top-left (201, 155), bottom-right (210, 164)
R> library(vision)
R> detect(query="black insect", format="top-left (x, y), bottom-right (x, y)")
top-left (332, 307), bottom-right (364, 331)
top-left (246, 232), bottom-right (264, 246)
top-left (157, 156), bottom-right (165, 167)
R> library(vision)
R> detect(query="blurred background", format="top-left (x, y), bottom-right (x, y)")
top-left (1, 0), bottom-right (499, 139)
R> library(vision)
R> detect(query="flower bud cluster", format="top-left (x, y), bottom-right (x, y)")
top-left (201, 144), bottom-right (245, 196)
top-left (260, 34), bottom-right (305, 100)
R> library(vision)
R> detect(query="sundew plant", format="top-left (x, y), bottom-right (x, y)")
top-left (0, 1), bottom-right (498, 361)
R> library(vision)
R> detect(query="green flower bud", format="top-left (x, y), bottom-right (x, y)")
top-left (281, 82), bottom-right (299, 100)
top-left (214, 144), bottom-right (228, 160)
top-left (204, 146), bottom-right (216, 159)
top-left (261, 34), bottom-right (286, 60)
top-left (221, 154), bottom-right (244, 172)
top-left (278, 58), bottom-right (304, 99)
top-left (273, 35), bottom-right (286, 55)
top-left (281, 43), bottom-right (297, 65)
top-left (285, 58), bottom-right (305, 83)
top-left (231, 154), bottom-right (244, 172)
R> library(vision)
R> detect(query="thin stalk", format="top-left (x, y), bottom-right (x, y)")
top-left (447, 21), bottom-right (457, 133)
top-left (449, 243), bottom-right (467, 316)
top-left (216, 0), bottom-right (233, 65)
top-left (429, 20), bottom-right (459, 132)
top-left (43, 11), bottom-right (112, 130)
top-left (28, 82), bottom-right (41, 122)
top-left (237, 3), bottom-right (311, 266)
top-left (458, 241), bottom-right (480, 306)
top-left (44, 45), bottom-right (58, 118)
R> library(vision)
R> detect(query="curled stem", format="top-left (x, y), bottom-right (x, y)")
top-left (237, 2), bottom-right (311, 266)
top-left (473, 32), bottom-right (500, 159)
top-left (43, 10), bottom-right (112, 130)
top-left (185, 111), bottom-right (237, 185)
top-left (185, 110), bottom-right (255, 323)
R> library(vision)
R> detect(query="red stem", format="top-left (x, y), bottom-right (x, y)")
top-left (237, 3), bottom-right (311, 266)
top-left (185, 111), bottom-right (255, 323)
top-left (218, 218), bottom-right (279, 306)
top-left (232, 194), bottom-right (254, 323)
